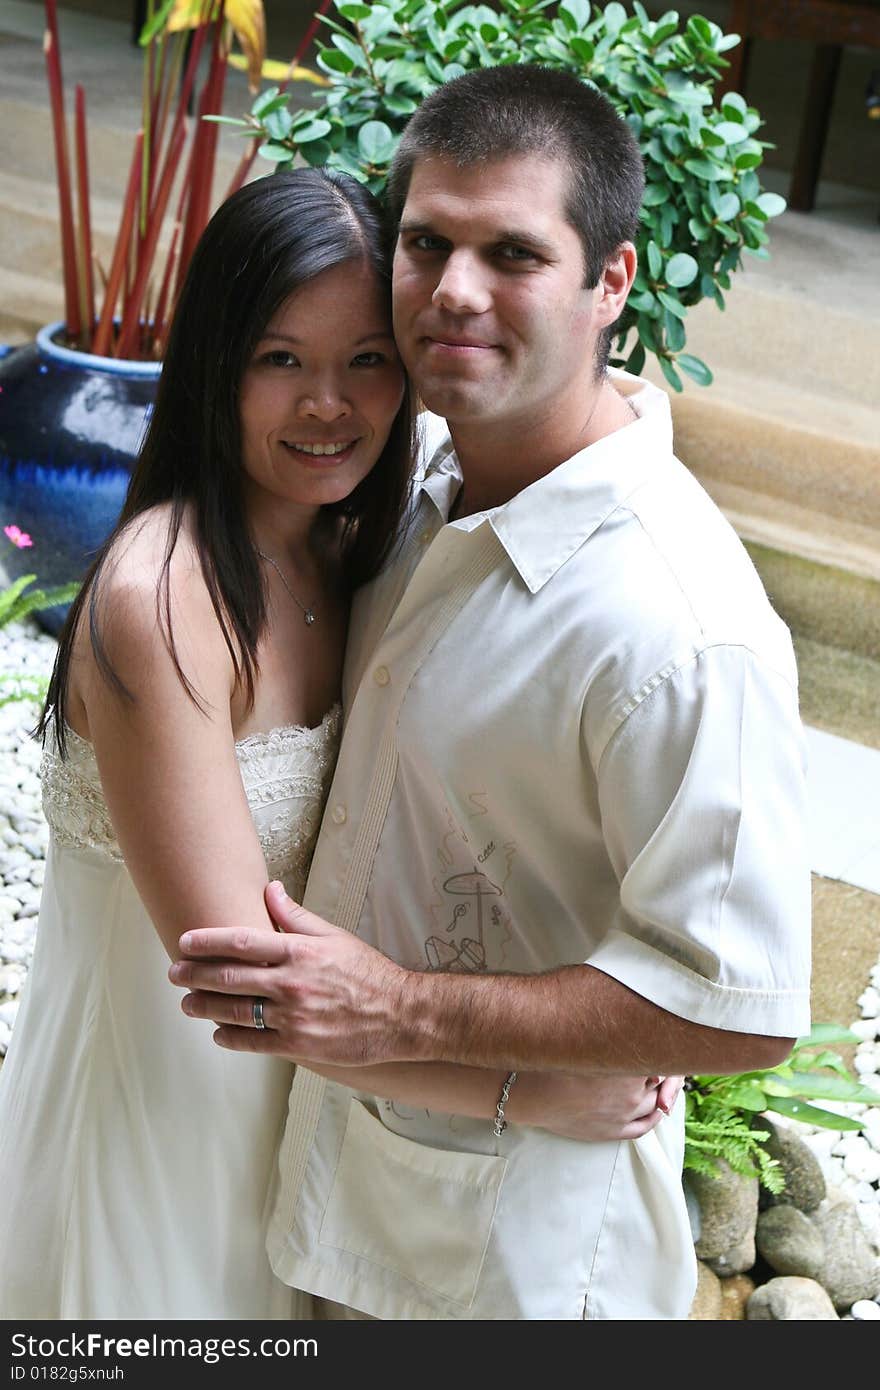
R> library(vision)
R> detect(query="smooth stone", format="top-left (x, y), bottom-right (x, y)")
top-left (762, 1120), bottom-right (826, 1213)
top-left (690, 1161), bottom-right (759, 1267)
top-left (812, 1191), bottom-right (880, 1309)
top-left (748, 1276), bottom-right (838, 1320)
top-left (851, 1019), bottom-right (880, 1042)
top-left (756, 1204), bottom-right (825, 1280)
top-left (688, 1261), bottom-right (723, 1320)
top-left (718, 1273), bottom-right (755, 1320)
top-left (844, 1148), bottom-right (880, 1184)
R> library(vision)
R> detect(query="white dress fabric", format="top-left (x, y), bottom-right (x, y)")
top-left (0, 708), bottom-right (340, 1320)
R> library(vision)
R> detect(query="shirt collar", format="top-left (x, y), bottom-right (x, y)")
top-left (417, 370), bottom-right (675, 594)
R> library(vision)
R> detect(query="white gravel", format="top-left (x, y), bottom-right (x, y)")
top-left (1, 613), bottom-right (879, 1312)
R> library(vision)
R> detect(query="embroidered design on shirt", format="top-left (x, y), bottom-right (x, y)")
top-left (423, 798), bottom-right (517, 973)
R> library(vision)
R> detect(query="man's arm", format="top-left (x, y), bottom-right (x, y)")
top-left (170, 884), bottom-right (793, 1075)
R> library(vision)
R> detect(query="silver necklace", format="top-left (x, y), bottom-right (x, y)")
top-left (257, 550), bottom-right (317, 626)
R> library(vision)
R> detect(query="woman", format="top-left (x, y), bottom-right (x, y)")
top-left (0, 169), bottom-right (677, 1321)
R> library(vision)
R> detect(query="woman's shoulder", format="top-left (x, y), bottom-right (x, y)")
top-left (81, 504), bottom-right (225, 667)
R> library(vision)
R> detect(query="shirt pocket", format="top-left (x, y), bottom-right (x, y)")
top-left (318, 1097), bottom-right (507, 1309)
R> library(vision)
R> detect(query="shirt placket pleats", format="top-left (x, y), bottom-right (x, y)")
top-left (274, 520), bottom-right (500, 1238)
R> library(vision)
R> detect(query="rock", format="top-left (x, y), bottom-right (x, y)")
top-left (756, 1204), bottom-right (825, 1279)
top-left (688, 1261), bottom-right (723, 1320)
top-left (844, 1147), bottom-right (880, 1185)
top-left (811, 1190), bottom-right (880, 1310)
top-left (705, 1236), bottom-right (756, 1278)
top-left (762, 1120), bottom-right (826, 1213)
top-left (747, 1276), bottom-right (839, 1320)
top-left (850, 1299), bottom-right (880, 1319)
top-left (690, 1161), bottom-right (759, 1268)
top-left (718, 1273), bottom-right (755, 1320)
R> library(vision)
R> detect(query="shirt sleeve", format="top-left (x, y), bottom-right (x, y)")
top-left (586, 643), bottom-right (812, 1038)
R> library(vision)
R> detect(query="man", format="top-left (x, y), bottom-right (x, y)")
top-left (170, 65), bottom-right (811, 1319)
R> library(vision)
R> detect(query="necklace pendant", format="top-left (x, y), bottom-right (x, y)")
top-left (304, 609), bottom-right (316, 626)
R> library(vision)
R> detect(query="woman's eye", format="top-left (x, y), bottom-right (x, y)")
top-left (351, 351), bottom-right (385, 367)
top-left (262, 350), bottom-right (298, 368)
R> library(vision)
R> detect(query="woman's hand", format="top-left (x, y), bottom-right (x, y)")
top-left (511, 1071), bottom-right (684, 1142)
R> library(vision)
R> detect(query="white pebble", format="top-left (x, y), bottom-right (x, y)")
top-left (859, 987), bottom-right (880, 1018)
top-left (851, 1019), bottom-right (880, 1042)
top-left (856, 1053), bottom-right (880, 1077)
top-left (844, 1147), bottom-right (880, 1183)
top-left (850, 1300), bottom-right (880, 1320)
top-left (0, 999), bottom-right (19, 1027)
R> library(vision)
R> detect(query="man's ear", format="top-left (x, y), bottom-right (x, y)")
top-left (594, 243), bottom-right (637, 328)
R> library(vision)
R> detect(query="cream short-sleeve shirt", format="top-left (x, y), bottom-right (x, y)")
top-left (267, 371), bottom-right (811, 1320)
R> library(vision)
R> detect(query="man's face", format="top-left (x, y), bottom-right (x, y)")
top-left (392, 153), bottom-right (604, 435)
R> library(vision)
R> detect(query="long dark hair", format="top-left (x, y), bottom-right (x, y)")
top-left (40, 168), bottom-right (416, 755)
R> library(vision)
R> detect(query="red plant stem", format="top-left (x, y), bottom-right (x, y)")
top-left (174, 20), bottom-right (228, 301)
top-left (73, 85), bottom-right (95, 348)
top-left (92, 133), bottom-right (143, 359)
top-left (224, 137), bottom-right (260, 201)
top-left (150, 219), bottom-right (180, 357)
top-left (292, 0), bottom-right (333, 68)
top-left (116, 119), bottom-right (186, 359)
top-left (43, 0), bottom-right (81, 340)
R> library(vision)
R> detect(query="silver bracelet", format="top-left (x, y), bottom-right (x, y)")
top-left (493, 1071), bottom-right (518, 1137)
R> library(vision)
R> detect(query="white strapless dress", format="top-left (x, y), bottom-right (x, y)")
top-left (0, 709), bottom-right (340, 1320)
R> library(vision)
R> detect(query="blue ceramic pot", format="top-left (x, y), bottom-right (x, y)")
top-left (0, 324), bottom-right (161, 634)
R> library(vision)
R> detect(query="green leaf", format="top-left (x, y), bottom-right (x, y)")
top-left (358, 119), bottom-right (396, 164)
top-left (252, 86), bottom-right (282, 119)
top-left (627, 289), bottom-right (658, 313)
top-left (663, 309), bottom-right (686, 352)
top-left (665, 252), bottom-right (698, 287)
top-left (763, 1070), bottom-right (880, 1103)
top-left (603, 2), bottom-right (628, 38)
top-left (684, 157), bottom-right (723, 181)
top-left (713, 120), bottom-right (750, 146)
top-left (764, 1096), bottom-right (864, 1131)
top-left (716, 1080), bottom-right (768, 1110)
top-left (657, 288), bottom-right (686, 318)
top-left (659, 356), bottom-right (683, 392)
top-left (735, 150), bottom-right (763, 170)
top-left (257, 142), bottom-right (295, 164)
top-left (559, 0), bottom-right (591, 31)
top-left (796, 1023), bottom-right (861, 1049)
top-left (642, 184), bottom-right (669, 207)
top-left (677, 352), bottom-right (713, 386)
top-left (338, 2), bottom-right (372, 18)
top-left (291, 118), bottom-right (333, 144)
top-left (138, 0), bottom-right (175, 46)
top-left (715, 191), bottom-right (741, 221)
top-left (384, 93), bottom-right (419, 115)
top-left (647, 239), bottom-right (662, 279)
top-left (318, 49), bottom-right (356, 74)
top-left (625, 340), bottom-right (646, 375)
top-left (755, 191), bottom-right (787, 218)
top-left (570, 36), bottom-right (595, 62)
top-left (721, 90), bottom-right (747, 119)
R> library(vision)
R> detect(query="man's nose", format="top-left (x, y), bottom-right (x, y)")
top-left (431, 251), bottom-right (491, 315)
top-left (296, 381), bottom-right (352, 422)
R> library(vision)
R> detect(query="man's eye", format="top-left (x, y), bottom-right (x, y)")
top-left (498, 244), bottom-right (536, 262)
top-left (412, 235), bottom-right (447, 252)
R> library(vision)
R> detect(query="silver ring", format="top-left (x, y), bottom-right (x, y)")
top-left (252, 997), bottom-right (267, 1031)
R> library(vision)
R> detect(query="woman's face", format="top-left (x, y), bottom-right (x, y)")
top-left (239, 259), bottom-right (405, 518)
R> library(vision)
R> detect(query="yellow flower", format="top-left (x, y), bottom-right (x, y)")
top-left (166, 0), bottom-right (266, 92)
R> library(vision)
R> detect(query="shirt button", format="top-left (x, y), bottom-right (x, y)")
top-left (331, 804), bottom-right (347, 826)
top-left (373, 665), bottom-right (390, 687)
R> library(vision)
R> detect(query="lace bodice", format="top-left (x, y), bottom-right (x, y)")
top-left (40, 708), bottom-right (341, 900)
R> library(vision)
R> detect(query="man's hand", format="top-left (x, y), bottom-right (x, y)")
top-left (168, 882), bottom-right (414, 1064)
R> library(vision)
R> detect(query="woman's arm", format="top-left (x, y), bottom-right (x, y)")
top-left (300, 1060), bottom-right (682, 1140)
top-left (76, 527), bottom-right (276, 961)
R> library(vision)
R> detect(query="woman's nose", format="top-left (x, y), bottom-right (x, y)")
top-left (296, 384), bottom-right (352, 422)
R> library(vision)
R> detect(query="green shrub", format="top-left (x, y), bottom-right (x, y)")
top-left (223, 0), bottom-right (787, 389)
top-left (685, 1024), bottom-right (880, 1192)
